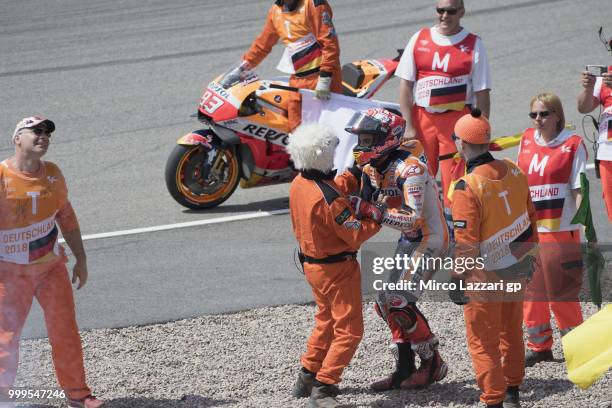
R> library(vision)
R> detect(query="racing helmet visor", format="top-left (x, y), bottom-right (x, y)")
top-left (344, 111), bottom-right (386, 137)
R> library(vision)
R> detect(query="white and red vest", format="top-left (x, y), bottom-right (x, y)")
top-left (596, 78), bottom-right (612, 143)
top-left (517, 129), bottom-right (583, 232)
top-left (413, 28), bottom-right (477, 112)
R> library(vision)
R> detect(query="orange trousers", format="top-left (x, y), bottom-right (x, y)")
top-left (0, 260), bottom-right (91, 400)
top-left (600, 159), bottom-right (612, 223)
top-left (524, 230), bottom-right (583, 351)
top-left (464, 300), bottom-right (524, 406)
top-left (301, 259), bottom-right (364, 385)
top-left (288, 68), bottom-right (343, 131)
top-left (411, 106), bottom-right (469, 208)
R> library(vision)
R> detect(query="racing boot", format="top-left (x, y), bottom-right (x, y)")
top-left (525, 349), bottom-right (554, 367)
top-left (503, 385), bottom-right (521, 408)
top-left (400, 335), bottom-right (448, 389)
top-left (308, 380), bottom-right (344, 408)
top-left (293, 367), bottom-right (339, 398)
top-left (370, 343), bottom-right (416, 391)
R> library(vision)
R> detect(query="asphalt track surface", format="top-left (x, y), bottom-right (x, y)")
top-left (1, 0), bottom-right (611, 338)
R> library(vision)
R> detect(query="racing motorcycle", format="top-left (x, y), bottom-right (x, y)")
top-left (165, 51), bottom-right (403, 209)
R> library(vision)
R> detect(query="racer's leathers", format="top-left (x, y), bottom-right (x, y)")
top-left (361, 140), bottom-right (450, 389)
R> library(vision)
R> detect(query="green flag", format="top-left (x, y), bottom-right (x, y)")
top-left (571, 173), bottom-right (605, 309)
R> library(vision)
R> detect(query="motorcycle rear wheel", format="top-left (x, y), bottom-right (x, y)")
top-left (165, 144), bottom-right (240, 210)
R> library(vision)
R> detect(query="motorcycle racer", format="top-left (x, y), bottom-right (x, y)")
top-left (242, 0), bottom-right (343, 130)
top-left (345, 108), bottom-right (450, 390)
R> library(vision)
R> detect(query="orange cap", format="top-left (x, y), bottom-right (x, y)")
top-left (453, 108), bottom-right (491, 145)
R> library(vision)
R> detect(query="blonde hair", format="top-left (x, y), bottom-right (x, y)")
top-left (530, 92), bottom-right (565, 133)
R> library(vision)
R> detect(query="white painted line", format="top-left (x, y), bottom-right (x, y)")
top-left (586, 163), bottom-right (595, 170)
top-left (60, 209), bottom-right (290, 243)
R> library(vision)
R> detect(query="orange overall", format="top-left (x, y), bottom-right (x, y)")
top-left (0, 160), bottom-right (91, 400)
top-left (290, 168), bottom-right (380, 385)
top-left (451, 154), bottom-right (539, 405)
top-left (243, 0), bottom-right (342, 130)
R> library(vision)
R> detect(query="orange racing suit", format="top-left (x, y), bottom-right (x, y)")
top-left (243, 0), bottom-right (342, 130)
top-left (450, 153), bottom-right (539, 406)
top-left (289, 166), bottom-right (381, 385)
top-left (0, 160), bottom-right (92, 401)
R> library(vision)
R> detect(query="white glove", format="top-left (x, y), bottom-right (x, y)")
top-left (315, 76), bottom-right (332, 100)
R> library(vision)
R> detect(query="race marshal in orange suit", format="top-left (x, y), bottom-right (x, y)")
top-left (242, 0), bottom-right (343, 130)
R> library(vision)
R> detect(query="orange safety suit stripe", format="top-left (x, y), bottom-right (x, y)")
top-left (523, 230), bottom-right (583, 351)
top-left (0, 259), bottom-right (90, 400)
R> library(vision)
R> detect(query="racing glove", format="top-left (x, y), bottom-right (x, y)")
top-left (448, 277), bottom-right (470, 306)
top-left (315, 74), bottom-right (332, 100)
top-left (347, 196), bottom-right (383, 223)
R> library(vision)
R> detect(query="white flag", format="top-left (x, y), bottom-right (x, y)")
top-left (300, 89), bottom-right (400, 172)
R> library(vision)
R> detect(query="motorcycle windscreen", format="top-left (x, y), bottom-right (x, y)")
top-left (218, 66), bottom-right (258, 89)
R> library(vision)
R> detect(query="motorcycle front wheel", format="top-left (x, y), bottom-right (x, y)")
top-left (165, 144), bottom-right (240, 210)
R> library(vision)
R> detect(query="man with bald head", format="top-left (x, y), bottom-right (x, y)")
top-left (395, 0), bottom-right (492, 218)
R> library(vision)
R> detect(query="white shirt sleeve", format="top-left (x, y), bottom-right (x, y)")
top-left (569, 141), bottom-right (587, 189)
top-left (470, 37), bottom-right (492, 92)
top-left (395, 31), bottom-right (420, 82)
top-left (593, 77), bottom-right (603, 102)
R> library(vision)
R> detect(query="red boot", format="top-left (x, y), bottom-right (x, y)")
top-left (370, 343), bottom-right (416, 391)
top-left (400, 336), bottom-right (448, 389)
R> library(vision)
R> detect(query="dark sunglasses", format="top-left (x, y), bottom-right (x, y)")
top-left (452, 132), bottom-right (460, 141)
top-left (31, 127), bottom-right (52, 136)
top-left (528, 111), bottom-right (551, 119)
top-left (436, 7), bottom-right (460, 15)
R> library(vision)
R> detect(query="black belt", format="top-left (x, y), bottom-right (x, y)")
top-left (439, 152), bottom-right (458, 161)
top-left (299, 251), bottom-right (357, 264)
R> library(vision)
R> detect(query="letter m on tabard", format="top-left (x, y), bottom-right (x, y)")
top-left (432, 52), bottom-right (450, 72)
top-left (528, 154), bottom-right (549, 177)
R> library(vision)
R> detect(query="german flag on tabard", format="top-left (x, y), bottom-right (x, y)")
top-left (29, 225), bottom-right (58, 262)
top-left (508, 224), bottom-right (536, 261)
top-left (429, 84), bottom-right (467, 111)
top-left (608, 119), bottom-right (612, 141)
top-left (534, 198), bottom-right (564, 230)
top-left (292, 41), bottom-right (323, 76)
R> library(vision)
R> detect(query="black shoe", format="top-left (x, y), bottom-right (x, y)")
top-left (486, 404), bottom-right (503, 408)
top-left (293, 368), bottom-right (339, 398)
top-left (292, 367), bottom-right (315, 398)
top-left (525, 349), bottom-right (554, 367)
top-left (503, 385), bottom-right (520, 408)
top-left (308, 381), bottom-right (344, 408)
